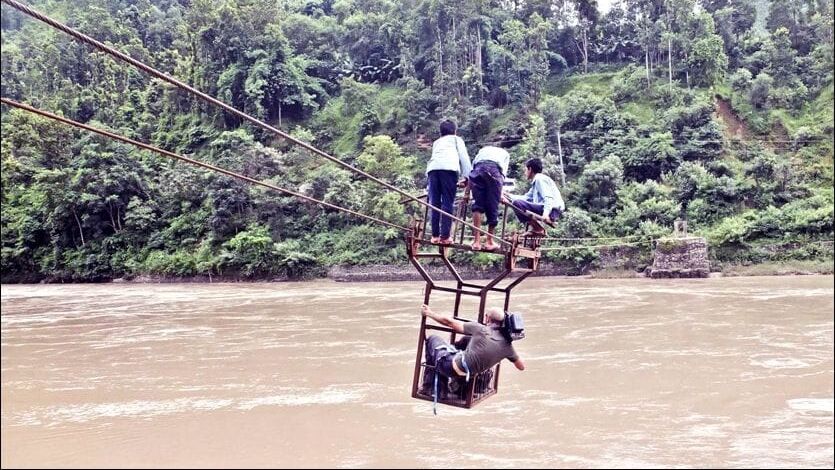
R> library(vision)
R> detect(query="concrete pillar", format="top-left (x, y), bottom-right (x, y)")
top-left (648, 237), bottom-right (710, 278)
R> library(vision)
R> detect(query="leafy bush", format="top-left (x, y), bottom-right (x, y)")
top-left (551, 208), bottom-right (596, 239)
top-left (781, 188), bottom-right (834, 235)
top-left (668, 162), bottom-right (741, 226)
top-left (707, 188), bottom-right (833, 247)
top-left (611, 65), bottom-right (646, 102)
top-left (666, 99), bottom-right (723, 163)
top-left (220, 224), bottom-right (279, 277)
top-left (307, 225), bottom-right (403, 266)
top-left (749, 72), bottom-right (773, 109)
top-left (142, 249), bottom-right (197, 276)
top-left (614, 181), bottom-right (680, 234)
top-left (543, 246), bottom-right (599, 273)
top-left (742, 148), bottom-right (793, 207)
top-left (573, 155), bottom-right (624, 215)
top-left (621, 132), bottom-right (679, 181)
top-left (729, 68), bottom-right (753, 93)
top-left (459, 105), bottom-right (493, 140)
top-left (273, 240), bottom-right (321, 279)
top-left (769, 80), bottom-right (809, 109)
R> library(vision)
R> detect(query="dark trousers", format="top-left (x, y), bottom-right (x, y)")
top-left (469, 162), bottom-right (504, 227)
top-left (427, 170), bottom-right (458, 238)
top-left (511, 199), bottom-right (561, 225)
top-left (424, 335), bottom-right (458, 378)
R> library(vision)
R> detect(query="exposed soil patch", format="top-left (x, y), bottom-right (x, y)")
top-left (714, 96), bottom-right (752, 139)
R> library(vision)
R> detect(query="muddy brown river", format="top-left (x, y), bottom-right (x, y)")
top-left (2, 275), bottom-right (833, 468)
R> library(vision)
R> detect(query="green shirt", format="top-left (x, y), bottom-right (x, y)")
top-left (457, 321), bottom-right (518, 375)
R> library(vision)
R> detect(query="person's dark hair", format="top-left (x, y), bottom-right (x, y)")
top-left (439, 120), bottom-right (457, 136)
top-left (525, 158), bottom-right (543, 174)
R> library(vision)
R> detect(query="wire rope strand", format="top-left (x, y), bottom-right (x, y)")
top-left (1, 98), bottom-right (409, 232)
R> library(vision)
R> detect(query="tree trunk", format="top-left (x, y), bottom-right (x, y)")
top-left (668, 35), bottom-right (673, 90)
top-left (645, 47), bottom-right (651, 88)
top-left (477, 28), bottom-right (484, 101)
top-left (278, 103), bottom-right (282, 127)
top-left (649, 47), bottom-right (654, 76)
top-left (108, 201), bottom-right (118, 233)
top-left (684, 50), bottom-right (691, 89)
top-left (556, 127), bottom-right (566, 187)
top-left (437, 27), bottom-right (444, 96)
top-left (189, 34), bottom-right (198, 86)
top-left (452, 16), bottom-right (460, 100)
top-left (583, 28), bottom-right (589, 74)
top-left (73, 208), bottom-right (85, 247)
top-left (575, 39), bottom-right (587, 75)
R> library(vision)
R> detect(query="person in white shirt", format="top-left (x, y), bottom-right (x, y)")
top-left (468, 145), bottom-right (510, 251)
top-left (425, 120), bottom-right (472, 244)
top-left (505, 158), bottom-right (565, 236)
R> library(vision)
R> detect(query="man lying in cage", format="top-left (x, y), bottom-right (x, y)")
top-left (419, 304), bottom-right (525, 399)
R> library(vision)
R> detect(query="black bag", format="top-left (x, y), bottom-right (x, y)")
top-left (502, 312), bottom-right (525, 342)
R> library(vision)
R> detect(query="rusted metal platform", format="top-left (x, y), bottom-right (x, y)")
top-left (404, 190), bottom-right (543, 408)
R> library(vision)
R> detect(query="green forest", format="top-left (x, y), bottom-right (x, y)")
top-left (1, 0), bottom-right (833, 282)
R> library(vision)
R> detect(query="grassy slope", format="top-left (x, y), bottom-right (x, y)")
top-left (558, 73), bottom-right (833, 178)
top-left (315, 69), bottom-right (832, 195)
top-left (771, 81), bottom-right (835, 134)
top-left (542, 71), bottom-right (832, 239)
top-left (315, 85), bottom-right (405, 157)
top-left (312, 70), bottom-right (832, 236)
top-left (546, 71), bottom-right (661, 123)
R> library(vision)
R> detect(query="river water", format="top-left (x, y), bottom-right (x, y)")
top-left (2, 276), bottom-right (833, 468)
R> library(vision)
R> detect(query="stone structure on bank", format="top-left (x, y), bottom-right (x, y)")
top-left (647, 236), bottom-right (710, 278)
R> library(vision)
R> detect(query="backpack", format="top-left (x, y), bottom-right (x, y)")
top-left (501, 312), bottom-right (525, 342)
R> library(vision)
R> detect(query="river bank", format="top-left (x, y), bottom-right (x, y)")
top-left (2, 259), bottom-right (835, 284)
top-left (94, 262), bottom-right (588, 283)
top-left (3, 259), bottom-right (825, 284)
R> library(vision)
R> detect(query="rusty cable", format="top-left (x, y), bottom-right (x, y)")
top-left (1, 98), bottom-right (409, 232)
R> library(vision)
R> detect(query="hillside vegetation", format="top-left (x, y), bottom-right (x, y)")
top-left (1, 0), bottom-right (832, 282)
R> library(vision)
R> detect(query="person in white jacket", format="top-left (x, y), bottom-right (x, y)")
top-left (468, 145), bottom-right (510, 251)
top-left (425, 120), bottom-right (472, 244)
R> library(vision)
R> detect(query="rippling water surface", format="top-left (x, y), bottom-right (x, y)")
top-left (2, 276), bottom-right (833, 468)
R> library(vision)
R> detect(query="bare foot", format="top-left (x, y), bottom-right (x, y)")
top-left (438, 238), bottom-right (453, 245)
top-left (431, 237), bottom-right (440, 244)
top-left (484, 242), bottom-right (498, 251)
top-left (470, 240), bottom-right (482, 250)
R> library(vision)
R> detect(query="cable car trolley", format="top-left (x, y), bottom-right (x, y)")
top-left (403, 190), bottom-right (543, 409)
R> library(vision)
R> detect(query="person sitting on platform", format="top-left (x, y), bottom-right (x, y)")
top-left (426, 119), bottom-right (472, 245)
top-left (419, 304), bottom-right (525, 398)
top-left (504, 157), bottom-right (565, 236)
top-left (468, 145), bottom-right (510, 251)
